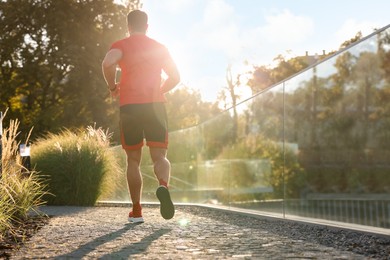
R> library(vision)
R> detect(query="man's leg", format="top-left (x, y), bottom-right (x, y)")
top-left (149, 147), bottom-right (170, 187)
top-left (125, 148), bottom-right (144, 222)
top-left (150, 147), bottom-right (174, 219)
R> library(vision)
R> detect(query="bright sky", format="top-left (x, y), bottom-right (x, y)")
top-left (141, 0), bottom-right (390, 102)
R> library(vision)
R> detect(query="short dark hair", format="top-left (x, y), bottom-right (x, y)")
top-left (127, 10), bottom-right (148, 32)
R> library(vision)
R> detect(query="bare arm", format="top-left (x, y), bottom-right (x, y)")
top-left (102, 49), bottom-right (122, 91)
top-left (160, 57), bottom-right (180, 93)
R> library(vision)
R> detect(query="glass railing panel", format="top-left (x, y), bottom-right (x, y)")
top-left (187, 110), bottom-right (242, 204)
top-left (100, 145), bottom-right (129, 201)
top-left (216, 84), bottom-right (285, 214)
top-left (284, 26), bottom-right (390, 228)
top-left (166, 126), bottom-right (203, 203)
top-left (154, 110), bottom-right (247, 205)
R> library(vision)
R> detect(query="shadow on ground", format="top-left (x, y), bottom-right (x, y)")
top-left (55, 223), bottom-right (171, 259)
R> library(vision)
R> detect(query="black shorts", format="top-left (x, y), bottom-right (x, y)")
top-left (119, 103), bottom-right (168, 150)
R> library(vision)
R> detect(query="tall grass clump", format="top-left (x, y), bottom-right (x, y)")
top-left (0, 116), bottom-right (47, 238)
top-left (32, 126), bottom-right (122, 206)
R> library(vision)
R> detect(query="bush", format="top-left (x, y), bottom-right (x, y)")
top-left (219, 134), bottom-right (306, 199)
top-left (32, 126), bottom-right (122, 206)
top-left (0, 117), bottom-right (47, 237)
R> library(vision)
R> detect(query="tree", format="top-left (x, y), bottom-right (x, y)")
top-left (247, 65), bottom-right (272, 94)
top-left (376, 30), bottom-right (390, 148)
top-left (247, 54), bottom-right (309, 95)
top-left (0, 0), bottom-right (141, 139)
top-left (224, 65), bottom-right (241, 141)
top-left (339, 31), bottom-right (362, 49)
top-left (165, 86), bottom-right (221, 131)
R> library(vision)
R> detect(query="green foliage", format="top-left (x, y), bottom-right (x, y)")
top-left (32, 126), bottom-right (122, 206)
top-left (201, 113), bottom-right (236, 160)
top-left (246, 37), bottom-right (369, 96)
top-left (0, 116), bottom-right (47, 238)
top-left (339, 31), bottom-right (362, 49)
top-left (100, 145), bottom-right (130, 201)
top-left (166, 87), bottom-right (222, 131)
top-left (248, 54), bottom-right (310, 94)
top-left (218, 134), bottom-right (305, 199)
top-left (301, 165), bottom-right (390, 194)
top-left (0, 194), bottom-right (13, 235)
top-left (0, 0), bottom-right (140, 139)
top-left (168, 127), bottom-right (200, 163)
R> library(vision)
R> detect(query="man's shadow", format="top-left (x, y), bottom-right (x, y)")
top-left (99, 227), bottom-right (172, 259)
top-left (55, 223), bottom-right (171, 259)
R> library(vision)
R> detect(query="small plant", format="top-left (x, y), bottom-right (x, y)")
top-left (32, 125), bottom-right (122, 206)
top-left (0, 194), bottom-right (13, 235)
top-left (0, 115), bottom-right (47, 239)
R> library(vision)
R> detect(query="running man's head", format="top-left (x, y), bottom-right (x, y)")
top-left (127, 10), bottom-right (148, 34)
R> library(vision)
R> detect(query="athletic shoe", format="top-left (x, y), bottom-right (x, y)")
top-left (156, 185), bottom-right (175, 220)
top-left (128, 211), bottom-right (144, 223)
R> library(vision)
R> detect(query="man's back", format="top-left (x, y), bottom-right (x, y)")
top-left (111, 34), bottom-right (173, 105)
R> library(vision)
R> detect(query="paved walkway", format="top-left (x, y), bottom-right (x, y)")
top-left (11, 205), bottom-right (387, 259)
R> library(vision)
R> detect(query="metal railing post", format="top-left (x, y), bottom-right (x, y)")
top-left (20, 143), bottom-right (31, 175)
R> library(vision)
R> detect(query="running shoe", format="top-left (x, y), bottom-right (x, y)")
top-left (128, 211), bottom-right (144, 223)
top-left (156, 185), bottom-right (175, 220)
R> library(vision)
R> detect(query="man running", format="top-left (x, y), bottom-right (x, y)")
top-left (102, 10), bottom-right (180, 223)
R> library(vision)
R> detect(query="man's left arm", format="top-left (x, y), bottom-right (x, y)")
top-left (102, 49), bottom-right (122, 92)
top-left (160, 53), bottom-right (180, 93)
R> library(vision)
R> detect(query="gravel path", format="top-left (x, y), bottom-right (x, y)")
top-left (11, 205), bottom-right (390, 259)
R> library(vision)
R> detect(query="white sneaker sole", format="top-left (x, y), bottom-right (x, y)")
top-left (128, 217), bottom-right (144, 223)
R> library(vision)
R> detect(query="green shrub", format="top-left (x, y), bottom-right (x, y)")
top-left (32, 126), bottom-right (122, 206)
top-left (219, 134), bottom-right (306, 199)
top-left (0, 117), bottom-right (47, 238)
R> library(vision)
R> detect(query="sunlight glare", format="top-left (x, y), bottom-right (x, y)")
top-left (178, 218), bottom-right (190, 227)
